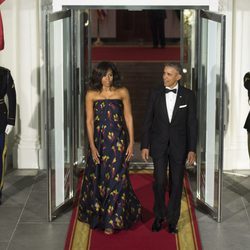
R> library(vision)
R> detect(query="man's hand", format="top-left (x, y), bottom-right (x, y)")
top-left (186, 151), bottom-right (196, 166)
top-left (141, 148), bottom-right (149, 162)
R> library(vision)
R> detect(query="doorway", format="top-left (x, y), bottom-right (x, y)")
top-left (45, 7), bottom-right (225, 223)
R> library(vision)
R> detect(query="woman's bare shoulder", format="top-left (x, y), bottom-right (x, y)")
top-left (86, 90), bottom-right (99, 100)
top-left (116, 87), bottom-right (129, 98)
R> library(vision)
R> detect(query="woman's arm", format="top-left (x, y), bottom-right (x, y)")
top-left (85, 91), bottom-right (100, 164)
top-left (121, 87), bottom-right (134, 161)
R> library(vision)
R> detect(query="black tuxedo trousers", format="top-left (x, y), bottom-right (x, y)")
top-left (153, 149), bottom-right (185, 226)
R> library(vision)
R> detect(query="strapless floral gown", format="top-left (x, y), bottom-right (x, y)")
top-left (78, 99), bottom-right (141, 231)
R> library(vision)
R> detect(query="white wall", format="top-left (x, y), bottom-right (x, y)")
top-left (59, 0), bottom-right (211, 9)
top-left (223, 0), bottom-right (250, 170)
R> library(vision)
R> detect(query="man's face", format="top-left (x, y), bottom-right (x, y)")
top-left (163, 66), bottom-right (182, 88)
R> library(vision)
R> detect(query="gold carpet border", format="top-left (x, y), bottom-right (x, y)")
top-left (71, 221), bottom-right (91, 250)
top-left (70, 170), bottom-right (153, 250)
top-left (69, 176), bottom-right (92, 250)
top-left (177, 178), bottom-right (199, 250)
top-left (70, 171), bottom-right (200, 250)
top-left (184, 178), bottom-right (199, 249)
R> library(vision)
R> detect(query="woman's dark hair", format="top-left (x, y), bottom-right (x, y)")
top-left (244, 72), bottom-right (250, 101)
top-left (88, 61), bottom-right (122, 91)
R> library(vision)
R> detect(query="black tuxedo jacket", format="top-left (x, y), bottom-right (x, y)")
top-left (141, 85), bottom-right (197, 161)
top-left (0, 66), bottom-right (16, 134)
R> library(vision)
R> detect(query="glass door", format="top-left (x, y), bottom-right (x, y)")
top-left (73, 9), bottom-right (92, 172)
top-left (196, 10), bottom-right (226, 222)
top-left (46, 10), bottom-right (74, 221)
top-left (45, 9), bottom-right (91, 221)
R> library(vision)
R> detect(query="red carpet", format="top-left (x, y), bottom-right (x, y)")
top-left (92, 46), bottom-right (180, 62)
top-left (64, 174), bottom-right (83, 250)
top-left (65, 172), bottom-right (202, 250)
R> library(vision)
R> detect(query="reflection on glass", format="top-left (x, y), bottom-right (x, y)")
top-left (48, 15), bottom-right (72, 211)
top-left (197, 17), bottom-right (222, 213)
top-left (47, 10), bottom-right (91, 219)
top-left (183, 9), bottom-right (196, 89)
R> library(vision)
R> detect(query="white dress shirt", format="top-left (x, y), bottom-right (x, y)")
top-left (165, 84), bottom-right (178, 122)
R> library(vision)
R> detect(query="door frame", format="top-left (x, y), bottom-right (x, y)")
top-left (45, 5), bottom-right (226, 223)
top-left (45, 9), bottom-right (74, 221)
top-left (195, 9), bottom-right (226, 222)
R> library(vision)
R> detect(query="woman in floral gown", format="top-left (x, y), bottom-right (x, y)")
top-left (78, 61), bottom-right (141, 235)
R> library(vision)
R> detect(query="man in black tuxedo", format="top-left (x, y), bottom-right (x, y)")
top-left (141, 62), bottom-right (197, 233)
top-left (0, 66), bottom-right (16, 205)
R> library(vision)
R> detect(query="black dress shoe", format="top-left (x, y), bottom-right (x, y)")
top-left (168, 224), bottom-right (178, 234)
top-left (152, 218), bottom-right (164, 232)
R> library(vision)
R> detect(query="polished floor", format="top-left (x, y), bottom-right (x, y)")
top-left (0, 169), bottom-right (250, 250)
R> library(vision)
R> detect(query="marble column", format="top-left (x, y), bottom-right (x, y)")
top-left (223, 0), bottom-right (250, 170)
top-left (13, 0), bottom-right (40, 169)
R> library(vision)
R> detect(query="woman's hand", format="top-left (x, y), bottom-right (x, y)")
top-left (91, 146), bottom-right (100, 164)
top-left (125, 143), bottom-right (134, 162)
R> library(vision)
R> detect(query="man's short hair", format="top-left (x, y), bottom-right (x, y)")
top-left (164, 62), bottom-right (182, 75)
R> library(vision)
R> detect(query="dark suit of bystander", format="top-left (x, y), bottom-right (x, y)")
top-left (0, 66), bottom-right (16, 204)
top-left (148, 10), bottom-right (166, 48)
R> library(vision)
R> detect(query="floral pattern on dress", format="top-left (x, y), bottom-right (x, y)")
top-left (78, 99), bottom-right (141, 230)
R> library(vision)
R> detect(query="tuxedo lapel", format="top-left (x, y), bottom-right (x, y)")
top-left (159, 88), bottom-right (170, 123)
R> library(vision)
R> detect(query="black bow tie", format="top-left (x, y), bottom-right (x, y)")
top-left (165, 88), bottom-right (177, 94)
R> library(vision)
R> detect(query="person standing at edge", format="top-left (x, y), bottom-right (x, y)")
top-left (0, 66), bottom-right (16, 205)
top-left (148, 10), bottom-right (166, 48)
top-left (243, 72), bottom-right (250, 157)
top-left (141, 62), bottom-right (197, 234)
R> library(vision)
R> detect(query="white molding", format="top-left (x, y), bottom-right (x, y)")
top-left (51, 0), bottom-right (213, 11)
